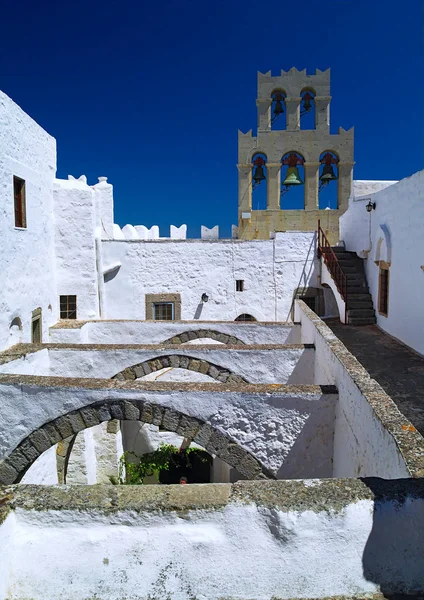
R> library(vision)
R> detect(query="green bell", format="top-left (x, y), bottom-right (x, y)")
top-left (282, 166), bottom-right (303, 186)
top-left (319, 165), bottom-right (338, 184)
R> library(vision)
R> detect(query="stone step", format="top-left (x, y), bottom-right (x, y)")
top-left (346, 273), bottom-right (365, 280)
top-left (347, 317), bottom-right (377, 326)
top-left (339, 265), bottom-right (356, 273)
top-left (347, 299), bottom-right (374, 309)
top-left (347, 292), bottom-right (373, 300)
top-left (347, 308), bottom-right (376, 318)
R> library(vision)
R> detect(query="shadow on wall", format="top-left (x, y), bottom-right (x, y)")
top-left (361, 477), bottom-right (424, 596)
top-left (259, 390), bottom-right (337, 479)
top-left (193, 303), bottom-right (204, 319)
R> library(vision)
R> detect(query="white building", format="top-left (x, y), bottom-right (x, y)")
top-left (0, 70), bottom-right (423, 599)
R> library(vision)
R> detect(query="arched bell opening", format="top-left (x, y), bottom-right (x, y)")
top-left (252, 152), bottom-right (267, 210)
top-left (280, 151), bottom-right (305, 210)
top-left (300, 88), bottom-right (316, 130)
top-left (318, 151), bottom-right (339, 209)
top-left (271, 89), bottom-right (286, 130)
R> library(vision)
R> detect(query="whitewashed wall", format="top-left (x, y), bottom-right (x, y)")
top-left (49, 321), bottom-right (301, 345)
top-left (340, 172), bottom-right (424, 355)
top-left (0, 92), bottom-right (57, 351)
top-left (295, 301), bottom-right (413, 478)
top-left (0, 382), bottom-right (336, 478)
top-left (53, 179), bottom-right (100, 320)
top-left (1, 481), bottom-right (423, 600)
top-left (101, 232), bottom-right (319, 322)
top-left (43, 346), bottom-right (314, 384)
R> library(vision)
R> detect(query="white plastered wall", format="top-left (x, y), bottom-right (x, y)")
top-left (340, 172), bottom-right (424, 355)
top-left (295, 301), bottom-right (411, 478)
top-left (0, 92), bottom-right (57, 351)
top-left (53, 179), bottom-right (100, 320)
top-left (100, 232), bottom-right (319, 322)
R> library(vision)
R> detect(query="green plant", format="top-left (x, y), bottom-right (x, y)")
top-left (118, 444), bottom-right (208, 485)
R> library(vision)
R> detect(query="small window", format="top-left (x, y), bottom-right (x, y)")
top-left (31, 308), bottom-right (42, 344)
top-left (153, 302), bottom-right (174, 321)
top-left (236, 280), bottom-right (244, 292)
top-left (235, 313), bottom-right (256, 322)
top-left (60, 295), bottom-right (77, 319)
top-left (14, 176), bottom-right (26, 228)
top-left (378, 266), bottom-right (389, 316)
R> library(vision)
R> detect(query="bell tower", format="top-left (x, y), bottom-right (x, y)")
top-left (237, 68), bottom-right (354, 243)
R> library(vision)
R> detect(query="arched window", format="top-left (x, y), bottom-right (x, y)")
top-left (9, 316), bottom-right (22, 346)
top-left (252, 153), bottom-right (267, 210)
top-left (319, 151), bottom-right (339, 209)
top-left (280, 152), bottom-right (305, 210)
top-left (300, 89), bottom-right (315, 130)
top-left (235, 314), bottom-right (257, 322)
top-left (271, 89), bottom-right (286, 130)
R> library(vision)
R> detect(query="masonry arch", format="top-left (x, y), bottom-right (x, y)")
top-left (111, 355), bottom-right (249, 384)
top-left (234, 314), bottom-right (257, 322)
top-left (0, 400), bottom-right (271, 484)
top-left (161, 330), bottom-right (246, 345)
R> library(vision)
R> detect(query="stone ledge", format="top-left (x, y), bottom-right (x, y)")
top-left (49, 319), bottom-right (295, 327)
top-left (0, 374), bottom-right (335, 394)
top-left (1, 478), bottom-right (423, 518)
top-left (6, 343), bottom-right (313, 351)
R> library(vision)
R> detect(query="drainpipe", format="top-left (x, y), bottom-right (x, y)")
top-left (95, 231), bottom-right (105, 318)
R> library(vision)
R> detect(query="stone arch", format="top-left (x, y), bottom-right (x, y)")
top-left (0, 400), bottom-right (272, 484)
top-left (111, 355), bottom-right (249, 384)
top-left (162, 329), bottom-right (246, 346)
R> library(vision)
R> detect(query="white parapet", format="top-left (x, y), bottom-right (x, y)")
top-left (134, 225), bottom-right (160, 240)
top-left (170, 224), bottom-right (187, 239)
top-left (112, 224), bottom-right (125, 240)
top-left (201, 225), bottom-right (219, 239)
top-left (122, 224), bottom-right (140, 240)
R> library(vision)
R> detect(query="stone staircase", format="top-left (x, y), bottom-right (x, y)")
top-left (332, 247), bottom-right (376, 325)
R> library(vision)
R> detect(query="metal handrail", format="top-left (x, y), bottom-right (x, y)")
top-left (317, 220), bottom-right (348, 322)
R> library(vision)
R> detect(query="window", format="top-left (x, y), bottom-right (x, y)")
top-left (153, 302), bottom-right (174, 320)
top-left (14, 176), bottom-right (26, 228)
top-left (236, 280), bottom-right (244, 292)
top-left (235, 314), bottom-right (256, 322)
top-left (378, 265), bottom-right (389, 316)
top-left (31, 308), bottom-right (42, 344)
top-left (145, 293), bottom-right (181, 320)
top-left (60, 295), bottom-right (77, 319)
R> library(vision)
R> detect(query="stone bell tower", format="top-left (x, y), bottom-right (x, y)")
top-left (237, 68), bottom-right (354, 243)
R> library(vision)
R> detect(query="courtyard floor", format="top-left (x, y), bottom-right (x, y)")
top-left (326, 319), bottom-right (424, 436)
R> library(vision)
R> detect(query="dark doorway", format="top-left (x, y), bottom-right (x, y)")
top-left (159, 449), bottom-right (212, 484)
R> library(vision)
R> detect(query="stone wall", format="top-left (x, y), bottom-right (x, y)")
top-left (1, 478), bottom-right (423, 599)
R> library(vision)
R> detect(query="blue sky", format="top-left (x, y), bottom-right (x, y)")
top-left (1, 0), bottom-right (422, 237)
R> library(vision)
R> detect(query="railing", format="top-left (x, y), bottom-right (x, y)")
top-left (317, 220), bottom-right (348, 323)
